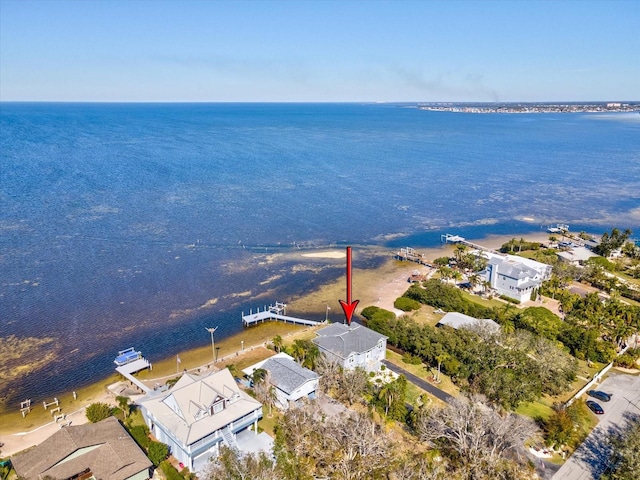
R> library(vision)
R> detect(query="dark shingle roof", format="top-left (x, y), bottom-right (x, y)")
top-left (11, 416), bottom-right (151, 480)
top-left (312, 323), bottom-right (386, 360)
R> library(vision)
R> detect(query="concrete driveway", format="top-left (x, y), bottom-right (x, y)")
top-left (552, 372), bottom-right (640, 480)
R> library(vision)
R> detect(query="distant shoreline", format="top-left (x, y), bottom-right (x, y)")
top-left (418, 102), bottom-right (640, 114)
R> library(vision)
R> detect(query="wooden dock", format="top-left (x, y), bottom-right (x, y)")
top-left (242, 302), bottom-right (323, 327)
top-left (395, 247), bottom-right (431, 266)
top-left (114, 354), bottom-right (152, 393)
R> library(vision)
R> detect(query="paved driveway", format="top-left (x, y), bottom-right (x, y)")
top-left (382, 360), bottom-right (454, 403)
top-left (552, 373), bottom-right (640, 480)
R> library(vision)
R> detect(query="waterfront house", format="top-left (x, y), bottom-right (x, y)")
top-left (137, 368), bottom-right (262, 472)
top-left (243, 352), bottom-right (320, 410)
top-left (478, 251), bottom-right (552, 303)
top-left (436, 311), bottom-right (500, 334)
top-left (11, 416), bottom-right (152, 480)
top-left (312, 322), bottom-right (387, 372)
top-left (557, 246), bottom-right (599, 265)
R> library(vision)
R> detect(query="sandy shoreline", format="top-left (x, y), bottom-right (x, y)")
top-left (0, 231), bottom-right (554, 457)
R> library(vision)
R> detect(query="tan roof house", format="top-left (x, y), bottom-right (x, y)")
top-left (11, 416), bottom-right (152, 480)
top-left (138, 367), bottom-right (262, 473)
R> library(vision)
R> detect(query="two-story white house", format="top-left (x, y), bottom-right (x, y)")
top-left (137, 368), bottom-right (262, 473)
top-left (312, 322), bottom-right (387, 372)
top-left (478, 251), bottom-right (552, 303)
top-left (243, 352), bottom-right (319, 410)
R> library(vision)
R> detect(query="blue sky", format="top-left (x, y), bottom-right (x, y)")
top-left (1, 0), bottom-right (638, 102)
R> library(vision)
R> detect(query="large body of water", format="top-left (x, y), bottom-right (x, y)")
top-left (1, 102), bottom-right (639, 407)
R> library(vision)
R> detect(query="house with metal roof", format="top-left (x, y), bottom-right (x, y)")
top-left (436, 312), bottom-right (500, 334)
top-left (312, 322), bottom-right (387, 372)
top-left (557, 246), bottom-right (599, 265)
top-left (243, 352), bottom-right (319, 410)
top-left (137, 368), bottom-right (262, 472)
top-left (11, 416), bottom-right (152, 480)
top-left (478, 251), bottom-right (552, 303)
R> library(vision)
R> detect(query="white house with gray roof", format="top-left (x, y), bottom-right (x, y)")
top-left (243, 352), bottom-right (319, 410)
top-left (138, 368), bottom-right (262, 472)
top-left (312, 322), bottom-right (387, 372)
top-left (478, 251), bottom-right (552, 303)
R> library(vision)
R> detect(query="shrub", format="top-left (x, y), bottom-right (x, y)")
top-left (499, 295), bottom-right (521, 305)
top-left (85, 402), bottom-right (113, 423)
top-left (394, 296), bottom-right (421, 311)
top-left (148, 441), bottom-right (169, 466)
top-left (160, 460), bottom-right (184, 480)
top-left (128, 424), bottom-right (151, 449)
top-left (361, 306), bottom-right (396, 323)
top-left (615, 353), bottom-right (639, 369)
top-left (402, 353), bottom-right (422, 365)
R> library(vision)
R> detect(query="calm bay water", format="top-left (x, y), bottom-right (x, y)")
top-left (1, 103), bottom-right (639, 406)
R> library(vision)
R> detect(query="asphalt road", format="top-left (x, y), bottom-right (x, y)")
top-left (382, 360), bottom-right (454, 404)
top-left (552, 372), bottom-right (640, 480)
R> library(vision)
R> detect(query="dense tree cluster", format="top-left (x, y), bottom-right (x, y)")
top-left (413, 397), bottom-right (538, 479)
top-left (594, 228), bottom-right (632, 257)
top-left (366, 313), bottom-right (576, 409)
top-left (397, 278), bottom-right (638, 365)
top-left (500, 238), bottom-right (544, 254)
top-left (602, 414), bottom-right (640, 480)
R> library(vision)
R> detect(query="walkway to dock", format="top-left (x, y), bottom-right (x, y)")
top-left (242, 302), bottom-right (323, 327)
top-left (440, 233), bottom-right (492, 252)
top-left (115, 358), bottom-right (152, 394)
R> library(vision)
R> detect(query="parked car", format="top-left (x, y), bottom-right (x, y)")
top-left (586, 400), bottom-right (604, 415)
top-left (587, 390), bottom-right (611, 402)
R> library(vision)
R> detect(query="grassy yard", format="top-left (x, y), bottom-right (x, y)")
top-left (385, 349), bottom-right (461, 400)
top-left (402, 305), bottom-right (444, 327)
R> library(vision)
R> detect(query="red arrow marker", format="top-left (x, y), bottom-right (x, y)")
top-left (339, 246), bottom-right (359, 326)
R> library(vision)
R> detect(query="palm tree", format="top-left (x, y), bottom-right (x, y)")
top-left (290, 339), bottom-right (307, 366)
top-left (501, 320), bottom-right (515, 335)
top-left (252, 370), bottom-right (277, 415)
top-left (116, 395), bottom-right (130, 418)
top-left (454, 244), bottom-right (468, 262)
top-left (272, 335), bottom-right (284, 353)
top-left (518, 237), bottom-right (526, 252)
top-left (251, 368), bottom-right (267, 386)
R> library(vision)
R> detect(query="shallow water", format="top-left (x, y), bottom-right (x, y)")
top-left (1, 103), bottom-right (639, 406)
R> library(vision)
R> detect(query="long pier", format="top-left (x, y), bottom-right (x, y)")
top-left (242, 302), bottom-right (323, 327)
top-left (440, 233), bottom-right (491, 252)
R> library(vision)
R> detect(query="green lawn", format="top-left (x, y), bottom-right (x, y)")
top-left (516, 398), bottom-right (555, 420)
top-left (385, 349), bottom-right (461, 399)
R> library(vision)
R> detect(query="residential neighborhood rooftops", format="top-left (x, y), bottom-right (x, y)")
top-left (312, 323), bottom-right (387, 360)
top-left (11, 416), bottom-right (152, 480)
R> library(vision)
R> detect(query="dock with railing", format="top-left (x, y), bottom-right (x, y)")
top-left (242, 302), bottom-right (323, 327)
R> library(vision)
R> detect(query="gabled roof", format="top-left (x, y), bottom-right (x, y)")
top-left (262, 357), bottom-right (319, 395)
top-left (138, 368), bottom-right (261, 446)
top-left (11, 416), bottom-right (151, 480)
top-left (488, 256), bottom-right (538, 280)
top-left (312, 323), bottom-right (387, 360)
top-left (437, 312), bottom-right (500, 333)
